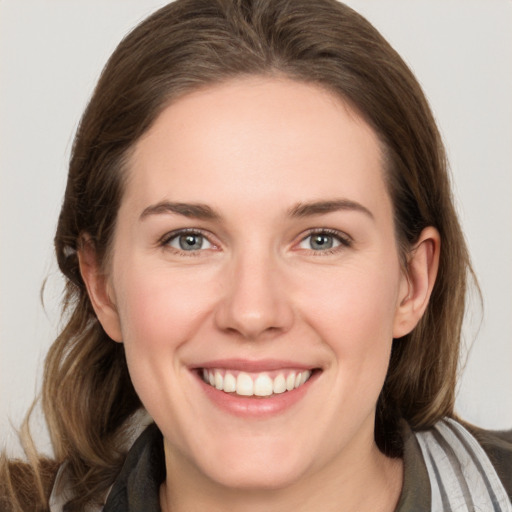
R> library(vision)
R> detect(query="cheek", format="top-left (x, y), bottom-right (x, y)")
top-left (115, 265), bottom-right (218, 350)
top-left (299, 262), bottom-right (400, 342)
top-left (295, 260), bottom-right (401, 394)
top-left (112, 264), bottom-right (220, 423)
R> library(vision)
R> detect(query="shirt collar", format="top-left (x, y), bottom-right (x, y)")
top-left (101, 420), bottom-right (430, 511)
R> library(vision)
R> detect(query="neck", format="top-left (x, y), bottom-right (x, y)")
top-left (160, 438), bottom-right (403, 512)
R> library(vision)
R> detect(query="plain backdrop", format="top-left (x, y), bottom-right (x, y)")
top-left (1, 0), bottom-right (511, 456)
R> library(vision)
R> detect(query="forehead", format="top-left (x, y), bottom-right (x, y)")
top-left (125, 77), bottom-right (390, 221)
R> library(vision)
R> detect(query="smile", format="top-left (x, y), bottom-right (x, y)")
top-left (201, 369), bottom-right (313, 397)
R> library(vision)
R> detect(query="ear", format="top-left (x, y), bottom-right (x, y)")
top-left (393, 227), bottom-right (440, 338)
top-left (78, 237), bottom-right (123, 342)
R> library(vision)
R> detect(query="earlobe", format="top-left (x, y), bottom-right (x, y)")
top-left (393, 227), bottom-right (440, 338)
top-left (78, 237), bottom-right (123, 342)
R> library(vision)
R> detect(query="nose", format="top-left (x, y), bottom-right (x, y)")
top-left (214, 249), bottom-right (294, 341)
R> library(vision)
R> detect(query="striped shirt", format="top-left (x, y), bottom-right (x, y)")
top-left (50, 418), bottom-right (512, 511)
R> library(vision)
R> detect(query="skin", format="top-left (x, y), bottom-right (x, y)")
top-left (80, 77), bottom-right (440, 512)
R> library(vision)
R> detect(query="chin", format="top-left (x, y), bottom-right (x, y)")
top-left (189, 437), bottom-right (313, 491)
top-left (206, 461), bottom-right (307, 491)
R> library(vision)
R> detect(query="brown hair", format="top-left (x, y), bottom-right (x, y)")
top-left (2, 0), bottom-right (472, 509)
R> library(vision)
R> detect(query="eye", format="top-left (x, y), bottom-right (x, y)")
top-left (297, 230), bottom-right (351, 252)
top-left (164, 230), bottom-right (213, 252)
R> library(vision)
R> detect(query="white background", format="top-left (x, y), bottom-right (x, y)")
top-left (1, 0), bottom-right (511, 456)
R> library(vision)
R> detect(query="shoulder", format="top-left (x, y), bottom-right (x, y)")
top-left (397, 418), bottom-right (512, 512)
top-left (101, 423), bottom-right (164, 512)
top-left (464, 422), bottom-right (512, 499)
top-left (49, 411), bottom-right (156, 511)
top-left (413, 418), bottom-right (512, 509)
top-left (50, 424), bottom-right (164, 512)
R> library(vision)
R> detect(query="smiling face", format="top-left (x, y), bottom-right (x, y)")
top-left (82, 77), bottom-right (429, 497)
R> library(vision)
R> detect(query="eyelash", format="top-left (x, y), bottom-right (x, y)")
top-left (298, 228), bottom-right (353, 255)
top-left (158, 228), bottom-right (352, 256)
top-left (158, 228), bottom-right (216, 257)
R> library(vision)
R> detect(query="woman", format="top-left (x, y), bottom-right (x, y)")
top-left (1, 0), bottom-right (511, 511)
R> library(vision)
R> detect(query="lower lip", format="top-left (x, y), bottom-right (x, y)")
top-left (195, 371), bottom-right (318, 418)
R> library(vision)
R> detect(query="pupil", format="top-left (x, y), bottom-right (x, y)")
top-left (180, 234), bottom-right (202, 250)
top-left (312, 234), bottom-right (332, 250)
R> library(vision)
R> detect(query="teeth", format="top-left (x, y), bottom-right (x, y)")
top-left (223, 372), bottom-right (236, 392)
top-left (202, 369), bottom-right (312, 396)
top-left (214, 370), bottom-right (223, 390)
top-left (254, 374), bottom-right (273, 396)
top-left (286, 373), bottom-right (296, 391)
top-left (236, 372), bottom-right (254, 396)
top-left (273, 374), bottom-right (286, 394)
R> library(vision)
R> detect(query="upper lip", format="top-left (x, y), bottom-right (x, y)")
top-left (192, 358), bottom-right (318, 372)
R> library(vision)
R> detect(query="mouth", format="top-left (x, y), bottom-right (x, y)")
top-left (192, 360), bottom-right (321, 416)
top-left (200, 368), bottom-right (314, 397)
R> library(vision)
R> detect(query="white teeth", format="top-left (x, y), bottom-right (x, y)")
top-left (286, 373), bottom-right (296, 391)
top-left (273, 374), bottom-right (286, 394)
top-left (300, 371), bottom-right (310, 386)
top-left (202, 369), bottom-right (313, 396)
top-left (236, 372), bottom-right (254, 396)
top-left (214, 370), bottom-right (223, 390)
top-left (223, 372), bottom-right (236, 392)
top-left (254, 374), bottom-right (273, 396)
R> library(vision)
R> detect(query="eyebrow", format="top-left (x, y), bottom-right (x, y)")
top-left (139, 198), bottom-right (374, 222)
top-left (139, 201), bottom-right (221, 221)
top-left (288, 199), bottom-right (374, 220)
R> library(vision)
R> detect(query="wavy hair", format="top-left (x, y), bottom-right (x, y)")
top-left (2, 0), bottom-right (472, 509)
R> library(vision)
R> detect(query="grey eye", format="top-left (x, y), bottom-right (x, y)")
top-left (298, 233), bottom-right (342, 251)
top-left (168, 232), bottom-right (212, 251)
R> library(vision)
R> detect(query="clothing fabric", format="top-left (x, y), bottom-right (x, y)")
top-left (50, 419), bottom-right (512, 512)
top-left (415, 418), bottom-right (512, 511)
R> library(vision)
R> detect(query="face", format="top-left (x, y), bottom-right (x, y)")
top-left (93, 78), bottom-right (415, 490)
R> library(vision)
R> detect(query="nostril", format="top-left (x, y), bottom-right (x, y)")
top-left (214, 299), bottom-right (295, 341)
top-left (212, 265), bottom-right (294, 339)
